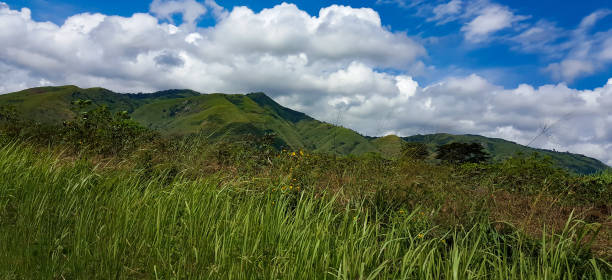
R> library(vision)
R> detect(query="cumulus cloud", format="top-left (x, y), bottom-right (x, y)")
top-left (322, 74), bottom-right (612, 165)
top-left (0, 2), bottom-right (610, 165)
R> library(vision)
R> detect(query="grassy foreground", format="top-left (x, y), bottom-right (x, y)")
top-left (0, 141), bottom-right (610, 279)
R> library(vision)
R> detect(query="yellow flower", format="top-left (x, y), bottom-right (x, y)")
top-left (296, 186), bottom-right (300, 191)
top-left (291, 152), bottom-right (296, 156)
top-left (399, 210), bottom-right (405, 214)
top-left (289, 185), bottom-right (293, 190)
top-left (417, 233), bottom-right (424, 239)
top-left (281, 186), bottom-right (286, 191)
top-left (420, 211), bottom-right (425, 216)
top-left (299, 150), bottom-right (304, 156)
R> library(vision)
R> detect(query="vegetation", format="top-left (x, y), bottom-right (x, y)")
top-left (0, 102), bottom-right (610, 279)
top-left (435, 142), bottom-right (490, 164)
top-left (404, 133), bottom-right (608, 174)
top-left (0, 85), bottom-right (608, 174)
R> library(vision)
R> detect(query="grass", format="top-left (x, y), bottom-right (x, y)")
top-left (0, 141), bottom-right (610, 279)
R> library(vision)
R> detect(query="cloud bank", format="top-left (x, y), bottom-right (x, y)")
top-left (0, 1), bottom-right (610, 165)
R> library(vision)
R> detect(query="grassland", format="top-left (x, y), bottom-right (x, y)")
top-left (0, 133), bottom-right (610, 279)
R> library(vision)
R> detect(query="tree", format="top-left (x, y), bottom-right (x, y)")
top-left (62, 101), bottom-right (149, 155)
top-left (435, 142), bottom-right (489, 164)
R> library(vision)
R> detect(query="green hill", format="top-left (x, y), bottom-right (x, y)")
top-left (403, 133), bottom-right (609, 174)
top-left (0, 85), bottom-right (608, 173)
top-left (371, 135), bottom-right (405, 159)
top-left (0, 86), bottom-right (376, 155)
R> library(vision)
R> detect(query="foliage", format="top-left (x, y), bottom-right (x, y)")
top-left (61, 101), bottom-right (153, 155)
top-left (493, 153), bottom-right (569, 192)
top-left (401, 142), bottom-right (429, 160)
top-left (405, 133), bottom-right (608, 174)
top-left (0, 143), bottom-right (610, 279)
top-left (0, 105), bottom-right (20, 137)
top-left (436, 142), bottom-right (490, 164)
top-left (569, 170), bottom-right (612, 205)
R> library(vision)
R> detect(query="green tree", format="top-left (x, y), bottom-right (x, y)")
top-left (435, 142), bottom-right (489, 164)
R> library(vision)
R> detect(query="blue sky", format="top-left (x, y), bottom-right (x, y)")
top-left (4, 0), bottom-right (612, 89)
top-left (0, 0), bottom-right (611, 164)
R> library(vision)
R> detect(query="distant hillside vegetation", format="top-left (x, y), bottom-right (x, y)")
top-left (0, 85), bottom-right (608, 174)
top-left (402, 133), bottom-right (608, 174)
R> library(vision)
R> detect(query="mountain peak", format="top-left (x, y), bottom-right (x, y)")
top-left (246, 92), bottom-right (312, 123)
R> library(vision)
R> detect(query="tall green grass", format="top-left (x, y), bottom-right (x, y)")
top-left (0, 142), bottom-right (609, 279)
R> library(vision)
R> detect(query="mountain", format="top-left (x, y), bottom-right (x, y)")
top-left (402, 134), bottom-right (608, 174)
top-left (0, 85), bottom-right (608, 174)
top-left (0, 86), bottom-right (377, 155)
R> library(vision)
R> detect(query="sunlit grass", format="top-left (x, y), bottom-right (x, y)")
top-left (0, 142), bottom-right (609, 279)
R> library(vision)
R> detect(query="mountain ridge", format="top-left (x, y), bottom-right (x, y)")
top-left (0, 85), bottom-right (608, 174)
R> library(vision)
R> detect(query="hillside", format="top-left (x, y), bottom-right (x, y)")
top-left (0, 86), bottom-right (377, 155)
top-left (0, 85), bottom-right (608, 173)
top-left (403, 133), bottom-right (609, 174)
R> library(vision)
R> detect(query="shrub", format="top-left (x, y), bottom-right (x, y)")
top-left (61, 103), bottom-right (153, 155)
top-left (484, 153), bottom-right (570, 193)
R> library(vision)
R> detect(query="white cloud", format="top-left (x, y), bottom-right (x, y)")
top-left (384, 0), bottom-right (611, 84)
top-left (509, 20), bottom-right (565, 55)
top-left (428, 0), bottom-right (462, 24)
top-left (461, 3), bottom-right (526, 42)
top-left (576, 9), bottom-right (611, 32)
top-left (0, 2), bottom-right (611, 165)
top-left (542, 10), bottom-right (612, 82)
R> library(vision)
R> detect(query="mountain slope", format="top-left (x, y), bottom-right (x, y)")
top-left (0, 86), bottom-right (376, 155)
top-left (403, 133), bottom-right (608, 174)
top-left (0, 86), bottom-right (607, 173)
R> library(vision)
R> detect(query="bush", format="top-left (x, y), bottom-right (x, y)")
top-left (0, 105), bottom-right (22, 138)
top-left (489, 153), bottom-right (570, 193)
top-left (61, 103), bottom-right (153, 155)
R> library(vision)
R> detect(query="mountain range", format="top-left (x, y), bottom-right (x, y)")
top-left (0, 85), bottom-right (608, 174)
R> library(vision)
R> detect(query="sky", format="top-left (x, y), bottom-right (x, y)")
top-left (0, 0), bottom-right (611, 165)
